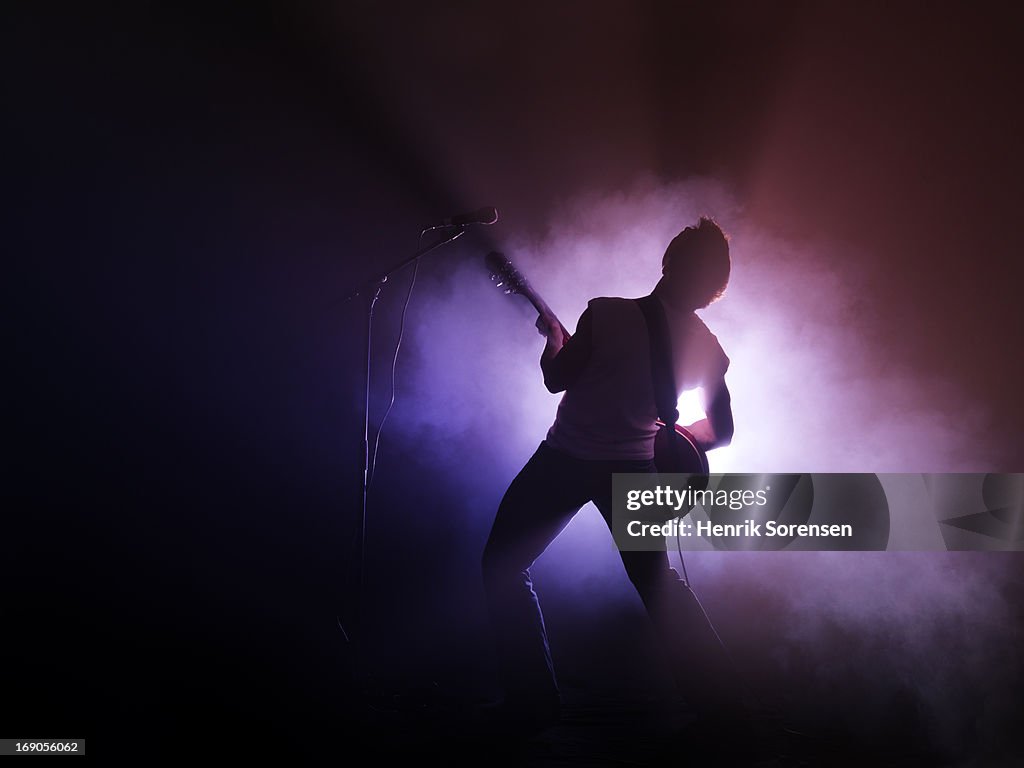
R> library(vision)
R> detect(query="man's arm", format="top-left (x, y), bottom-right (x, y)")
top-left (684, 375), bottom-right (734, 451)
top-left (537, 307), bottom-right (593, 393)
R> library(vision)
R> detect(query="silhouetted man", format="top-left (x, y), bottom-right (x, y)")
top-left (482, 217), bottom-right (741, 729)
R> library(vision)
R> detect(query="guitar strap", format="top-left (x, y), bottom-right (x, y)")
top-left (635, 294), bottom-right (680, 428)
top-left (637, 294), bottom-right (699, 585)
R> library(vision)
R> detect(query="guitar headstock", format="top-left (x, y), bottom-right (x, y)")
top-left (485, 251), bottom-right (529, 296)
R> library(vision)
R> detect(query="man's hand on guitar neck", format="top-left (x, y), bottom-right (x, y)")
top-left (537, 309), bottom-right (592, 394)
top-left (536, 314), bottom-right (567, 356)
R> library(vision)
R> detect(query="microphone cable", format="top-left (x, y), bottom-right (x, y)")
top-left (675, 525), bottom-right (778, 720)
top-left (366, 228), bottom-right (426, 487)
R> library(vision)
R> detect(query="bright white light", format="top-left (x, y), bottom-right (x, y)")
top-left (677, 388), bottom-right (704, 428)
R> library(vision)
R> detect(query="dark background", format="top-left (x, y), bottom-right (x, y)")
top-left (5, 2), bottom-right (1023, 763)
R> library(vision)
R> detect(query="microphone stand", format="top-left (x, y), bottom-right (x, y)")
top-left (341, 225), bottom-right (468, 656)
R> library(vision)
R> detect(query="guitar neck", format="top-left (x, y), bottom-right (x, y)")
top-left (521, 287), bottom-right (554, 320)
top-left (521, 286), bottom-right (572, 340)
top-left (486, 251), bottom-right (572, 339)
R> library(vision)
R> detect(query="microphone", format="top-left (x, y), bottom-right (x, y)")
top-left (441, 206), bottom-right (499, 227)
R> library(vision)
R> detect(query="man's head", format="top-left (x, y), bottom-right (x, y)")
top-left (660, 217), bottom-right (731, 309)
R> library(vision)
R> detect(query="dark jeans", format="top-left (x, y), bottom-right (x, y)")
top-left (482, 441), bottom-right (743, 716)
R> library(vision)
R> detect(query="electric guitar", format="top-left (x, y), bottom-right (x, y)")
top-left (485, 251), bottom-right (710, 475)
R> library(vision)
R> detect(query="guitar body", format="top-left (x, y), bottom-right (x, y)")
top-left (655, 422), bottom-right (710, 477)
top-left (486, 251), bottom-right (711, 481)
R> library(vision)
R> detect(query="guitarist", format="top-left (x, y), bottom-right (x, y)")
top-left (482, 217), bottom-right (742, 729)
